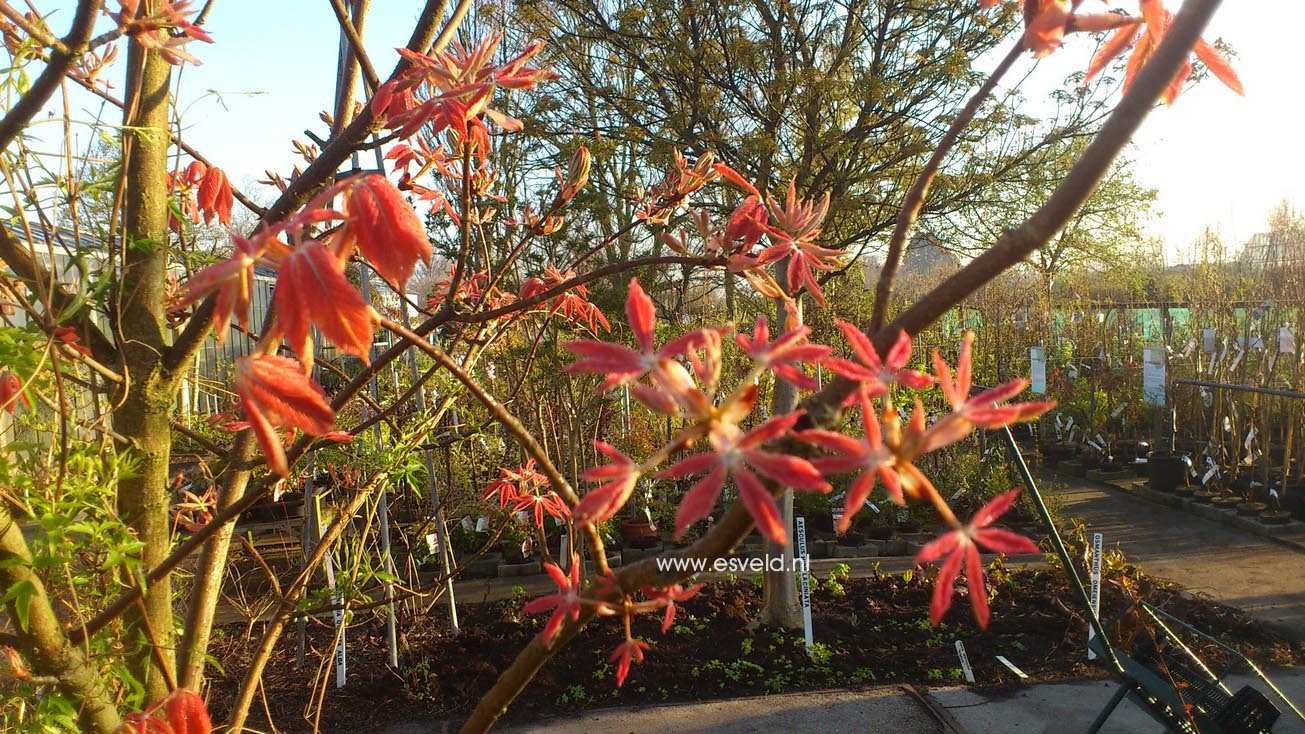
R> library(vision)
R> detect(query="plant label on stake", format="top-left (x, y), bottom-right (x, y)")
top-left (1142, 346), bottom-right (1166, 407)
top-left (1030, 347), bottom-right (1046, 395)
top-left (795, 517), bottom-right (814, 652)
top-left (316, 494), bottom-right (347, 688)
top-left (996, 655), bottom-right (1028, 679)
top-left (1203, 329), bottom-right (1216, 354)
top-left (955, 640), bottom-right (975, 683)
top-left (1088, 532), bottom-right (1102, 661)
top-left (1228, 348), bottom-right (1245, 373)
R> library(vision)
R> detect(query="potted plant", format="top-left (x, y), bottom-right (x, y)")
top-left (1147, 450), bottom-right (1187, 493)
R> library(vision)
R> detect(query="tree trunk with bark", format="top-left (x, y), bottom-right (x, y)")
top-left (113, 23), bottom-right (178, 703)
top-left (757, 273), bottom-right (802, 629)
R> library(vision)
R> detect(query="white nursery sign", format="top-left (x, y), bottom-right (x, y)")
top-left (1030, 347), bottom-right (1047, 395)
top-left (1142, 346), bottom-right (1166, 406)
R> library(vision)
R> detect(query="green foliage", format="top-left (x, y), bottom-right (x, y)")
top-left (1, 445), bottom-right (148, 731)
top-left (402, 659), bottom-right (442, 702)
top-left (821, 563), bottom-right (850, 597)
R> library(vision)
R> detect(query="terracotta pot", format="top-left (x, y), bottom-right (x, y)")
top-left (622, 518), bottom-right (659, 549)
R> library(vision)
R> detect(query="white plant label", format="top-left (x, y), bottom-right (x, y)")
top-left (955, 640), bottom-right (975, 683)
top-left (996, 656), bottom-right (1028, 679)
top-left (1228, 349), bottom-right (1245, 373)
top-left (1111, 402), bottom-right (1128, 418)
top-left (1245, 427), bottom-right (1257, 450)
top-left (1180, 338), bottom-right (1196, 359)
top-left (865, 499), bottom-right (881, 514)
top-left (1202, 467), bottom-right (1217, 485)
top-left (1030, 347), bottom-right (1047, 395)
top-left (1142, 346), bottom-right (1166, 407)
top-left (1088, 532), bottom-right (1102, 661)
top-left (795, 517), bottom-right (814, 652)
top-left (1202, 329), bottom-right (1216, 354)
top-left (323, 553), bottom-right (346, 687)
top-left (1280, 327), bottom-right (1295, 355)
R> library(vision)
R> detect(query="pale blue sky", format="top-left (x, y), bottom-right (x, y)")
top-left (56, 2), bottom-right (1302, 259)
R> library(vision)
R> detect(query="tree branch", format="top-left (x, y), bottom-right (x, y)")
top-left (173, 0), bottom-right (471, 690)
top-left (161, 0), bottom-right (455, 377)
top-left (225, 473), bottom-right (386, 734)
top-left (0, 0), bottom-right (102, 150)
top-left (868, 39), bottom-right (1023, 333)
top-left (459, 1), bottom-right (1225, 729)
top-left (0, 503), bottom-right (122, 734)
top-left (0, 228), bottom-right (116, 365)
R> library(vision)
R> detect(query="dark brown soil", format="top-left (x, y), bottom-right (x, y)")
top-left (207, 564), bottom-right (1304, 733)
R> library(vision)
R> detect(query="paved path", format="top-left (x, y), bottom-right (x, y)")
top-left (385, 672), bottom-right (1305, 734)
top-left (935, 670), bottom-right (1305, 734)
top-left (1047, 474), bottom-right (1305, 640)
top-left (376, 687), bottom-right (943, 734)
top-left (497, 687), bottom-right (941, 734)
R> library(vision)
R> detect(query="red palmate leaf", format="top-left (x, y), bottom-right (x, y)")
top-left (164, 689), bottom-right (212, 734)
top-left (196, 165), bottom-right (233, 225)
top-left (271, 239), bottom-right (377, 368)
top-left (915, 488), bottom-right (1039, 628)
top-left (343, 174), bottom-right (433, 288)
top-left (234, 355), bottom-right (336, 476)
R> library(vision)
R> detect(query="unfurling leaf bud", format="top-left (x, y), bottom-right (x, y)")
top-left (557, 145), bottom-right (591, 205)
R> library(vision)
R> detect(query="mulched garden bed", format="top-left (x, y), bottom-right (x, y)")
top-left (207, 563), bottom-right (1305, 733)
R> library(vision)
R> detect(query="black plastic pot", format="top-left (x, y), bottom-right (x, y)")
top-left (1147, 451), bottom-right (1187, 493)
top-left (1261, 510), bottom-right (1292, 525)
top-left (1237, 501), bottom-right (1267, 517)
top-left (1284, 493), bottom-right (1305, 522)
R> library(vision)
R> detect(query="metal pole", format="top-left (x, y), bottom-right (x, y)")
top-left (1174, 378), bottom-right (1305, 401)
top-left (297, 456), bottom-right (315, 669)
top-left (400, 290), bottom-right (460, 634)
top-left (998, 424), bottom-right (1126, 678)
top-left (358, 270), bottom-right (400, 667)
